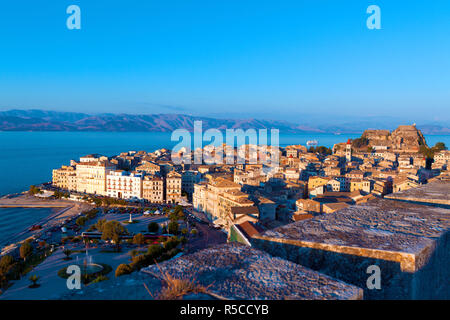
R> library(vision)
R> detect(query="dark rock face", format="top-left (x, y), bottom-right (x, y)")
top-left (252, 197), bottom-right (450, 299)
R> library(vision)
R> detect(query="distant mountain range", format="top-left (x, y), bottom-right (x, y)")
top-left (0, 109), bottom-right (449, 135)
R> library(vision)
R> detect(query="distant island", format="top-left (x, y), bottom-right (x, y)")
top-left (1, 109), bottom-right (449, 135)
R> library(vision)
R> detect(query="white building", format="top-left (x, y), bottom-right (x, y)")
top-left (345, 140), bottom-right (352, 162)
top-left (106, 170), bottom-right (143, 199)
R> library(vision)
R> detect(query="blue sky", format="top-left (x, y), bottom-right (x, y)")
top-left (0, 0), bottom-right (449, 123)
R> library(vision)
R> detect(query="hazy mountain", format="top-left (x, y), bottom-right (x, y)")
top-left (0, 109), bottom-right (313, 133)
top-left (0, 109), bottom-right (448, 135)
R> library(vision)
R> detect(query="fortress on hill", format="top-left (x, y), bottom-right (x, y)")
top-left (361, 124), bottom-right (428, 153)
top-left (333, 124), bottom-right (428, 154)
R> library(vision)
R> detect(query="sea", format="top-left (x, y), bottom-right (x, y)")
top-left (0, 207), bottom-right (55, 249)
top-left (0, 131), bottom-right (449, 196)
top-left (0, 131), bottom-right (449, 248)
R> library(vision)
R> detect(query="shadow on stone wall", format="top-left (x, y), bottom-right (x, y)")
top-left (252, 231), bottom-right (449, 300)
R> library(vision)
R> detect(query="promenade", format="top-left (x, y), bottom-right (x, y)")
top-left (0, 194), bottom-right (93, 255)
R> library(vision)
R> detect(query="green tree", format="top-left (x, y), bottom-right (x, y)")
top-left (132, 233), bottom-right (145, 246)
top-left (95, 218), bottom-right (107, 232)
top-left (419, 145), bottom-right (434, 159)
top-left (20, 242), bottom-right (33, 261)
top-left (352, 137), bottom-right (369, 149)
top-left (164, 237), bottom-right (180, 251)
top-left (147, 244), bottom-right (163, 257)
top-left (0, 255), bottom-right (15, 276)
top-left (129, 249), bottom-right (139, 258)
top-left (168, 221), bottom-right (179, 235)
top-left (101, 221), bottom-right (127, 251)
top-left (169, 206), bottom-right (185, 221)
top-left (0, 273), bottom-right (7, 289)
top-left (130, 254), bottom-right (151, 270)
top-left (63, 249), bottom-right (72, 260)
top-left (28, 275), bottom-right (40, 288)
top-left (115, 264), bottom-right (133, 277)
top-left (28, 185), bottom-right (41, 196)
top-left (316, 146), bottom-right (332, 155)
top-left (91, 275), bottom-right (108, 283)
top-left (147, 222), bottom-right (159, 233)
top-left (92, 198), bottom-right (103, 207)
top-left (76, 216), bottom-right (88, 227)
top-left (434, 142), bottom-right (446, 151)
top-left (85, 209), bottom-right (98, 219)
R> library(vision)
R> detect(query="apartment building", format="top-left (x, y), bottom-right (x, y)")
top-left (52, 165), bottom-right (77, 191)
top-left (434, 150), bottom-right (450, 166)
top-left (106, 170), bottom-right (143, 199)
top-left (165, 171), bottom-right (182, 203)
top-left (76, 160), bottom-right (116, 195)
top-left (350, 179), bottom-right (372, 194)
top-left (393, 176), bottom-right (420, 192)
top-left (142, 175), bottom-right (164, 203)
top-left (217, 189), bottom-right (257, 229)
top-left (285, 145), bottom-right (307, 158)
top-left (327, 178), bottom-right (342, 192)
top-left (324, 166), bottom-right (342, 177)
top-left (308, 176), bottom-right (330, 191)
top-left (181, 170), bottom-right (201, 198)
top-left (193, 177), bottom-right (242, 221)
top-left (135, 161), bottom-right (161, 175)
top-left (345, 170), bottom-right (364, 180)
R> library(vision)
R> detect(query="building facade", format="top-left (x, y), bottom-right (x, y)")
top-left (165, 171), bottom-right (182, 203)
top-left (106, 170), bottom-right (143, 199)
top-left (52, 165), bottom-right (77, 191)
top-left (76, 160), bottom-right (116, 196)
top-left (142, 175), bottom-right (164, 203)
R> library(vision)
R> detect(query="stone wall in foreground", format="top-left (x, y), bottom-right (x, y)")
top-left (252, 228), bottom-right (449, 300)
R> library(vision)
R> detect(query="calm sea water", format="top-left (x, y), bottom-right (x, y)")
top-left (0, 131), bottom-right (449, 196)
top-left (0, 207), bottom-right (55, 248)
top-left (0, 131), bottom-right (448, 249)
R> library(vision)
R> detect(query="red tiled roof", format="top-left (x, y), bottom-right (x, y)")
top-left (236, 221), bottom-right (263, 238)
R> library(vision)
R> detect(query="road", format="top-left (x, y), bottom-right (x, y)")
top-left (184, 207), bottom-right (227, 253)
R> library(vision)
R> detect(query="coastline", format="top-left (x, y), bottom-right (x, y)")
top-left (0, 193), bottom-right (93, 256)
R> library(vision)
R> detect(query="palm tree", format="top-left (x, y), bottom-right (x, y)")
top-left (63, 249), bottom-right (72, 260)
top-left (29, 275), bottom-right (40, 288)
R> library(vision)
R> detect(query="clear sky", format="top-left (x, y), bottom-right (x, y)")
top-left (0, 0), bottom-right (449, 123)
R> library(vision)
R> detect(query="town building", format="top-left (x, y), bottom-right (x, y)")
top-left (52, 165), bottom-right (77, 191)
top-left (76, 159), bottom-right (116, 196)
top-left (142, 175), bottom-right (164, 203)
top-left (106, 170), bottom-right (143, 199)
top-left (181, 170), bottom-right (201, 199)
top-left (165, 171), bottom-right (182, 203)
top-left (345, 139), bottom-right (352, 162)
